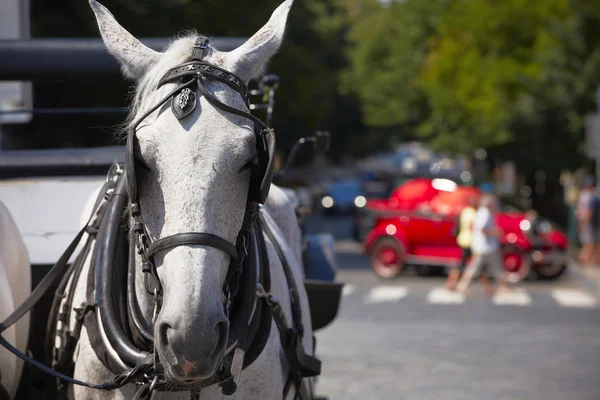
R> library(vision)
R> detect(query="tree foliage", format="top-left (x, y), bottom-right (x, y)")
top-left (11, 0), bottom-right (600, 173)
top-left (341, 0), bottom-right (600, 172)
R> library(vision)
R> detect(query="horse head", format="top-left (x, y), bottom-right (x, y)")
top-left (90, 0), bottom-right (293, 386)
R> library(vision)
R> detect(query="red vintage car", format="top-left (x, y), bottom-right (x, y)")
top-left (361, 178), bottom-right (569, 282)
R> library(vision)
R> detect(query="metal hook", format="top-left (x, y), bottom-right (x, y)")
top-left (149, 375), bottom-right (159, 393)
top-left (106, 163), bottom-right (123, 183)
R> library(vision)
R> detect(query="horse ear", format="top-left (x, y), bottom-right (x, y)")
top-left (225, 0), bottom-right (294, 83)
top-left (89, 0), bottom-right (161, 80)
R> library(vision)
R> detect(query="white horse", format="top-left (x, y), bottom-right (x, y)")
top-left (66, 1), bottom-right (314, 399)
top-left (0, 201), bottom-right (31, 399)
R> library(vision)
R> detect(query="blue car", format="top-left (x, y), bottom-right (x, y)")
top-left (319, 179), bottom-right (366, 215)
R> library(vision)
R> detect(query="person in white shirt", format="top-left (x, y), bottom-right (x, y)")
top-left (455, 193), bottom-right (510, 295)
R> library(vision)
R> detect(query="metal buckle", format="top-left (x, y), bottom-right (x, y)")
top-left (256, 282), bottom-right (267, 298)
top-left (193, 39), bottom-right (209, 49)
top-left (106, 163), bottom-right (123, 183)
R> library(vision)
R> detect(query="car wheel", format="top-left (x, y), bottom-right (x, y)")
top-left (501, 245), bottom-right (531, 283)
top-left (534, 263), bottom-right (567, 280)
top-left (370, 237), bottom-right (405, 279)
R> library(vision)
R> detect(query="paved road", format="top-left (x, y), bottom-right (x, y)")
top-left (307, 214), bottom-right (600, 400)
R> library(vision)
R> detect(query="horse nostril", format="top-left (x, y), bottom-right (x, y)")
top-left (158, 322), bottom-right (178, 366)
top-left (213, 320), bottom-right (229, 357)
top-left (158, 322), bottom-right (172, 348)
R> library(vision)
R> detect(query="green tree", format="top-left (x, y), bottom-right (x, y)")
top-left (340, 0), bottom-right (451, 135)
top-left (419, 0), bottom-right (573, 167)
top-left (341, 0), bottom-right (600, 173)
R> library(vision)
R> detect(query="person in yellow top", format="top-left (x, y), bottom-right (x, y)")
top-left (446, 195), bottom-right (478, 291)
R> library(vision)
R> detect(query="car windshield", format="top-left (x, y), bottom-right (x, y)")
top-left (330, 180), bottom-right (363, 195)
top-left (331, 181), bottom-right (361, 190)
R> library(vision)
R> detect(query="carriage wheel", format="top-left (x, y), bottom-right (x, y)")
top-left (370, 237), bottom-right (405, 279)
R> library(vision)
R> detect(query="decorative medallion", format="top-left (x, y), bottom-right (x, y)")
top-left (172, 86), bottom-right (197, 120)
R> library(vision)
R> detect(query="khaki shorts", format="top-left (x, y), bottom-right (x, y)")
top-left (464, 250), bottom-right (504, 280)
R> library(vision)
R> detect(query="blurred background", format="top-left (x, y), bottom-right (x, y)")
top-left (2, 0), bottom-right (600, 236)
top-left (2, 1), bottom-right (600, 399)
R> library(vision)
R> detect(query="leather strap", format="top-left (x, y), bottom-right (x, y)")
top-left (0, 179), bottom-right (112, 334)
top-left (0, 179), bottom-right (125, 391)
top-left (158, 61), bottom-right (249, 104)
top-left (191, 37), bottom-right (209, 61)
top-left (195, 77), bottom-right (266, 131)
top-left (147, 232), bottom-right (238, 260)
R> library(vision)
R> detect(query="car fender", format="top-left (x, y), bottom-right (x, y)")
top-left (544, 230), bottom-right (568, 249)
top-left (499, 231), bottom-right (532, 252)
top-left (364, 219), bottom-right (410, 254)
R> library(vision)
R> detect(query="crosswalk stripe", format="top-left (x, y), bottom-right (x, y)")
top-left (427, 287), bottom-right (465, 304)
top-left (342, 284), bottom-right (355, 296)
top-left (551, 289), bottom-right (597, 308)
top-left (366, 286), bottom-right (408, 303)
top-left (492, 289), bottom-right (531, 306)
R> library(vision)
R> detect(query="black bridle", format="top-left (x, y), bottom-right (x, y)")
top-left (100, 36), bottom-right (277, 392)
top-left (0, 37), bottom-right (274, 395)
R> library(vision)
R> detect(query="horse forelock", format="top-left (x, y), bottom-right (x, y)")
top-left (121, 32), bottom-right (217, 139)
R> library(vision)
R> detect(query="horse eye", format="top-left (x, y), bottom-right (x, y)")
top-left (238, 157), bottom-right (258, 173)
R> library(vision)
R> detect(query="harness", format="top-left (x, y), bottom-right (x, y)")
top-left (0, 37), bottom-right (320, 399)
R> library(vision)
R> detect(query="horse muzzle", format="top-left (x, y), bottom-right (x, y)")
top-left (156, 314), bottom-right (229, 381)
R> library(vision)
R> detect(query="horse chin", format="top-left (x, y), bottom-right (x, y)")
top-left (161, 354), bottom-right (225, 389)
top-left (163, 368), bottom-right (217, 390)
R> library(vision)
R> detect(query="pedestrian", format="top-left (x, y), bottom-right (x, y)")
top-left (455, 193), bottom-right (510, 296)
top-left (575, 175), bottom-right (600, 266)
top-left (446, 195), bottom-right (477, 291)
